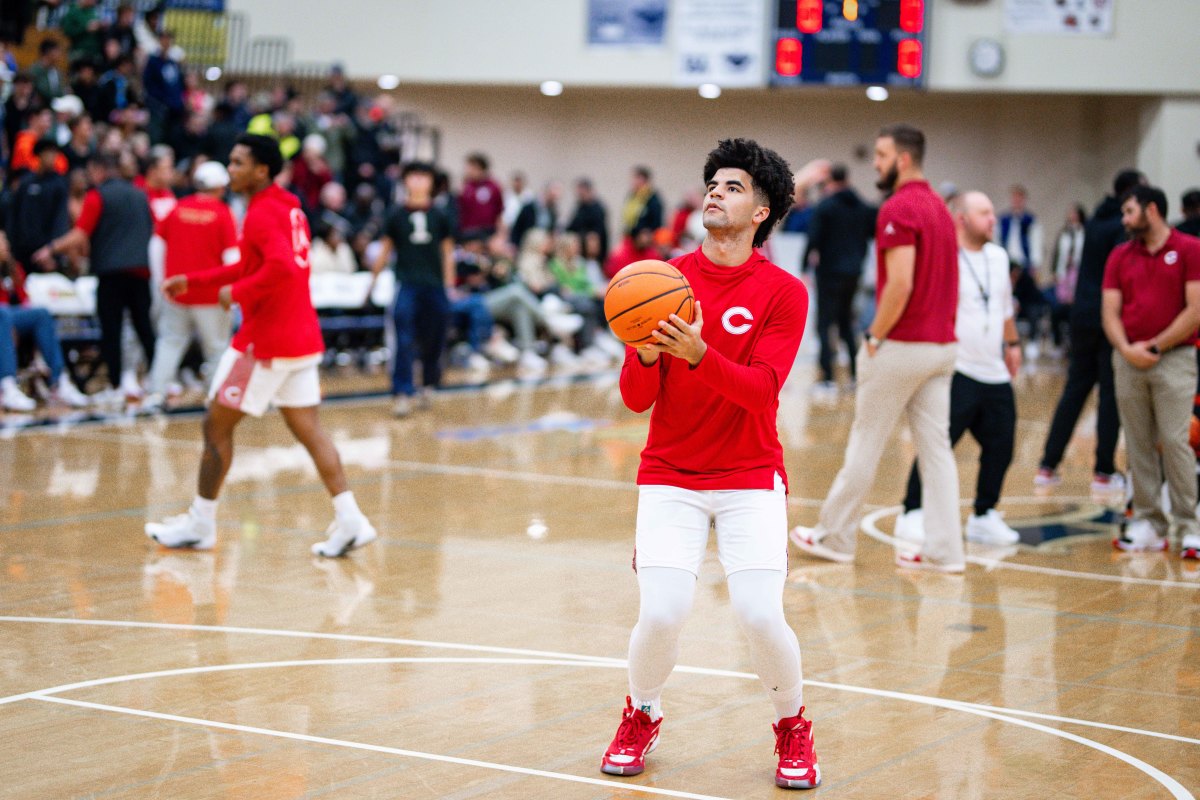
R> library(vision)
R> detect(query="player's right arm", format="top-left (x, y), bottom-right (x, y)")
top-left (619, 346), bottom-right (662, 412)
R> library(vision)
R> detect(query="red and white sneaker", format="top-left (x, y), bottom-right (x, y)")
top-left (895, 551), bottom-right (965, 574)
top-left (600, 697), bottom-right (662, 776)
top-left (1178, 533), bottom-right (1200, 560)
top-left (1113, 519), bottom-right (1168, 553)
top-left (774, 708), bottom-right (821, 789)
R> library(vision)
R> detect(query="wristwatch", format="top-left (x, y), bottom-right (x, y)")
top-left (1005, 340), bottom-right (1021, 349)
top-left (867, 334), bottom-right (883, 349)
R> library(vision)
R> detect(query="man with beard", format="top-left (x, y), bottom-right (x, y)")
top-left (1103, 186), bottom-right (1200, 559)
top-left (791, 123), bottom-right (964, 572)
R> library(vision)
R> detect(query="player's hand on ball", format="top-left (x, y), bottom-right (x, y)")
top-left (161, 275), bottom-right (188, 299)
top-left (649, 301), bottom-right (707, 366)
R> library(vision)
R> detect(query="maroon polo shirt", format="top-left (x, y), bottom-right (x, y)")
top-left (1102, 229), bottom-right (1200, 346)
top-left (875, 180), bottom-right (958, 343)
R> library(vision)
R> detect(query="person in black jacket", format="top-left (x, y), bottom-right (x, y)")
top-left (803, 164), bottom-right (876, 390)
top-left (1178, 189), bottom-right (1200, 238)
top-left (6, 138), bottom-right (71, 270)
top-left (1035, 168), bottom-right (1145, 491)
top-left (567, 177), bottom-right (609, 263)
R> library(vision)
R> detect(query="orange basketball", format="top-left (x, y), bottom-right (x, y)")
top-left (604, 260), bottom-right (695, 346)
top-left (1190, 414), bottom-right (1200, 455)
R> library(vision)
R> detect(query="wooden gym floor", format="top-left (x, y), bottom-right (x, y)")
top-left (0, 360), bottom-right (1196, 799)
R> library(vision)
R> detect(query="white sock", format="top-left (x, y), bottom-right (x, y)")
top-left (191, 496), bottom-right (218, 522)
top-left (332, 491), bottom-right (362, 521)
top-left (1, 376), bottom-right (18, 393)
top-left (631, 695), bottom-right (663, 722)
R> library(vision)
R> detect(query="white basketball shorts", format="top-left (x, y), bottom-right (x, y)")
top-left (208, 348), bottom-right (322, 417)
top-left (634, 473), bottom-right (788, 576)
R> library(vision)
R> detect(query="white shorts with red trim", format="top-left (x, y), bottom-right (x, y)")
top-left (208, 348), bottom-right (322, 417)
top-left (634, 473), bottom-right (788, 577)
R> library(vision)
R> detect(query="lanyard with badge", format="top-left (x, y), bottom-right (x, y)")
top-left (959, 247), bottom-right (991, 333)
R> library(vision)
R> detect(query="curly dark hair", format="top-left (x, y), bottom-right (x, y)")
top-left (702, 138), bottom-right (795, 248)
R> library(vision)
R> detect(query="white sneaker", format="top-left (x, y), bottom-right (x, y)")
top-left (120, 370), bottom-right (144, 400)
top-left (392, 395), bottom-right (413, 418)
top-left (483, 334), bottom-right (520, 364)
top-left (1, 381), bottom-right (36, 412)
top-left (1091, 472), bottom-right (1126, 494)
top-left (145, 511), bottom-right (216, 550)
top-left (550, 343), bottom-right (581, 368)
top-left (966, 509), bottom-right (1020, 545)
top-left (894, 509), bottom-right (926, 544)
top-left (465, 352), bottom-right (491, 372)
top-left (1112, 519), bottom-right (1168, 553)
top-left (545, 312), bottom-right (584, 338)
top-left (517, 350), bottom-right (548, 375)
top-left (312, 516), bottom-right (378, 557)
top-left (894, 551), bottom-right (965, 573)
top-left (53, 377), bottom-right (91, 408)
top-left (579, 345), bottom-right (613, 370)
top-left (789, 525), bottom-right (855, 564)
top-left (1178, 533), bottom-right (1200, 560)
top-left (594, 335), bottom-right (627, 361)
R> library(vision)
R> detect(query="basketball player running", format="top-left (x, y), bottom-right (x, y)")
top-left (601, 139), bottom-right (818, 789)
top-left (145, 134), bottom-right (377, 558)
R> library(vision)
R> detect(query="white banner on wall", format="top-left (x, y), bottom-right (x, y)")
top-left (1004, 0), bottom-right (1115, 36)
top-left (673, 0), bottom-right (766, 87)
top-left (587, 0), bottom-right (668, 46)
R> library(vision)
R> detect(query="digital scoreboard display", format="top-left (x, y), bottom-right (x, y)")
top-left (771, 0), bottom-right (927, 87)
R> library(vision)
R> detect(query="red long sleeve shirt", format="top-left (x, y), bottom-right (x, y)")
top-left (620, 247), bottom-right (808, 491)
top-left (187, 184), bottom-right (325, 360)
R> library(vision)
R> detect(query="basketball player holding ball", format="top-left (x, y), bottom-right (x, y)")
top-left (600, 139), bottom-right (819, 789)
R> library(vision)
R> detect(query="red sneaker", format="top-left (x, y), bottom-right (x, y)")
top-left (774, 708), bottom-right (821, 789)
top-left (600, 696), bottom-right (662, 776)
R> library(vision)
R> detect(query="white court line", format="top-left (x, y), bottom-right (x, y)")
top-left (30, 694), bottom-right (731, 800)
top-left (860, 506), bottom-right (1200, 589)
top-left (3, 616), bottom-right (1195, 746)
top-left (7, 655), bottom-right (1194, 800)
top-left (0, 615), bottom-right (625, 673)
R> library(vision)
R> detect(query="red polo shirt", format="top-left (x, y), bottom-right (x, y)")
top-left (1102, 229), bottom-right (1200, 345)
top-left (875, 180), bottom-right (958, 343)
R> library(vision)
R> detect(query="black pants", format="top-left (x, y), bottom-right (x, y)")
top-left (1039, 323), bottom-right (1120, 474)
top-left (96, 272), bottom-right (155, 388)
top-left (816, 273), bottom-right (859, 383)
top-left (904, 372), bottom-right (1016, 517)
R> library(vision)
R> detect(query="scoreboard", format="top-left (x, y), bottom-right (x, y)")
top-left (771, 0), bottom-right (927, 87)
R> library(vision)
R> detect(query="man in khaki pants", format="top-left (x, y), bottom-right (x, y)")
top-left (1102, 185), bottom-right (1200, 558)
top-left (791, 123), bottom-right (964, 572)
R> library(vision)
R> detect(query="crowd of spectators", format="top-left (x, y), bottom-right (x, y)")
top-left (0, 2), bottom-right (714, 414)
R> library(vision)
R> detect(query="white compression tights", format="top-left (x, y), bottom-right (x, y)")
top-left (627, 566), bottom-right (804, 721)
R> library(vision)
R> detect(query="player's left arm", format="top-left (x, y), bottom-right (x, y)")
top-left (656, 287), bottom-right (808, 413)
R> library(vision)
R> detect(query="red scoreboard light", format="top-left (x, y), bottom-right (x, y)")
top-left (900, 0), bottom-right (924, 33)
top-left (796, 0), bottom-right (823, 33)
top-left (776, 37), bottom-right (802, 77)
top-left (897, 39), bottom-right (922, 78)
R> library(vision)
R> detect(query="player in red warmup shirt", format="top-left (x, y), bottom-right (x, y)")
top-left (145, 134), bottom-right (377, 558)
top-left (600, 139), bottom-right (819, 790)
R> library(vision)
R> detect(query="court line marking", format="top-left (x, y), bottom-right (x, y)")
top-left (8, 654), bottom-right (1194, 800)
top-left (29, 693), bottom-right (730, 800)
top-left (0, 616), bottom-right (624, 674)
top-left (1, 617), bottom-right (1196, 750)
top-left (860, 506), bottom-right (1200, 589)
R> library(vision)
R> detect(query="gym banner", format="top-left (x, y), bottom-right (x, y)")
top-left (673, 0), bottom-right (766, 87)
top-left (1004, 0), bottom-right (1115, 36)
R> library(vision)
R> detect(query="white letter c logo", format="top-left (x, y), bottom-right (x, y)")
top-left (722, 306), bottom-right (754, 335)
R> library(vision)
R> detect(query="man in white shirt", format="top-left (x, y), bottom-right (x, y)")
top-left (896, 191), bottom-right (1023, 546)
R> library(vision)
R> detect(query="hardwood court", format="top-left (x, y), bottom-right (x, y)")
top-left (0, 365), bottom-right (1196, 799)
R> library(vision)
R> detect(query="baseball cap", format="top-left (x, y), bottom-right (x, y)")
top-left (194, 161), bottom-right (230, 190)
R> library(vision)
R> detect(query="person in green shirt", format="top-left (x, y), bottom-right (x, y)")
top-left (61, 0), bottom-right (105, 62)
